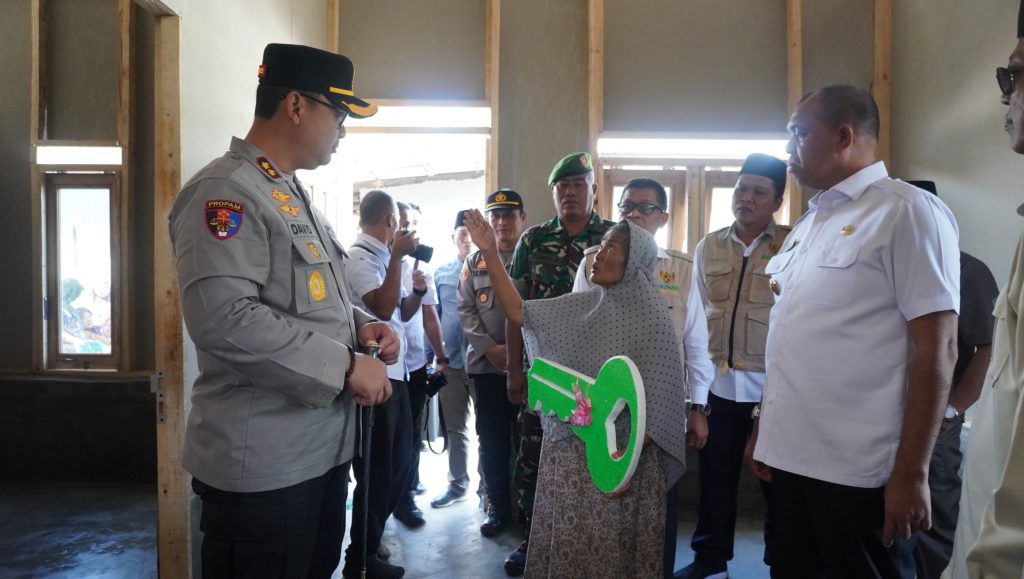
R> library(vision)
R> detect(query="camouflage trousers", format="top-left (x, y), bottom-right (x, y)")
top-left (514, 408), bottom-right (544, 535)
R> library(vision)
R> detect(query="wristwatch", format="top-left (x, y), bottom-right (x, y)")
top-left (689, 403), bottom-right (711, 417)
top-left (751, 404), bottom-right (761, 419)
top-left (413, 286), bottom-right (428, 297)
top-left (943, 404), bottom-right (960, 420)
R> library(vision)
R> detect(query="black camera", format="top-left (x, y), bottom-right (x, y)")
top-left (424, 369), bottom-right (448, 397)
top-left (410, 243), bottom-right (434, 263)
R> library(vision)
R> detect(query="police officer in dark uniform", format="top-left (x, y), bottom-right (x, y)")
top-left (169, 43), bottom-right (397, 579)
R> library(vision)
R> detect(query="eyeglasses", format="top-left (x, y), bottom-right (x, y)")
top-left (997, 67), bottom-right (1020, 96)
top-left (617, 201), bottom-right (664, 215)
top-left (298, 92), bottom-right (348, 128)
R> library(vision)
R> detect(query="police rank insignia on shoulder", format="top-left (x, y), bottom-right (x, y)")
top-left (205, 200), bottom-right (244, 240)
top-left (659, 271), bottom-right (675, 284)
top-left (271, 188), bottom-right (291, 203)
top-left (256, 156), bottom-right (281, 180)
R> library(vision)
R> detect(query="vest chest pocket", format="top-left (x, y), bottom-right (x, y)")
top-left (803, 243), bottom-right (859, 307)
top-left (748, 271), bottom-right (775, 304)
top-left (292, 236), bottom-right (340, 313)
top-left (704, 263), bottom-right (734, 302)
top-left (745, 307), bottom-right (771, 357)
top-left (985, 293), bottom-right (1011, 386)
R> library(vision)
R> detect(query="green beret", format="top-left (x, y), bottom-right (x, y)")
top-left (548, 152), bottom-right (594, 186)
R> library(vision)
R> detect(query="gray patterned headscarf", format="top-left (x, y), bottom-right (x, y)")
top-left (522, 220), bottom-right (688, 484)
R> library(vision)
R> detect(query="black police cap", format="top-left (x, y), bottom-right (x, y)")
top-left (259, 43), bottom-right (377, 119)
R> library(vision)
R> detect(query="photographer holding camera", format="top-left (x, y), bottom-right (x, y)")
top-left (345, 190), bottom-right (426, 578)
top-left (394, 201), bottom-right (447, 529)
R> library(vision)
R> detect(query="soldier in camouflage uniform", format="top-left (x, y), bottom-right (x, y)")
top-left (502, 152), bottom-right (615, 575)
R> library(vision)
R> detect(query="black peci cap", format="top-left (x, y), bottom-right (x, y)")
top-left (739, 153), bottom-right (788, 197)
top-left (259, 43), bottom-right (378, 118)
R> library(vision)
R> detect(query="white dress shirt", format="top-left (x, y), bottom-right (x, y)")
top-left (401, 259), bottom-right (438, 371)
top-left (347, 232), bottom-right (408, 381)
top-left (754, 162), bottom-right (960, 488)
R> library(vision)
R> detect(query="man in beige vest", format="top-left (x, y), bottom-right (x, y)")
top-left (573, 177), bottom-right (715, 578)
top-left (944, 6), bottom-right (1024, 576)
top-left (676, 154), bottom-right (790, 579)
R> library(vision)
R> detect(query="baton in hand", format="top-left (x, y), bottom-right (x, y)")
top-left (360, 342), bottom-right (380, 579)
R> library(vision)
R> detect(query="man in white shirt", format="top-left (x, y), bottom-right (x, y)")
top-left (393, 201), bottom-right (447, 529)
top-left (573, 177), bottom-right (715, 579)
top-left (345, 190), bottom-right (426, 579)
top-left (747, 85), bottom-right (960, 578)
top-left (676, 155), bottom-right (790, 579)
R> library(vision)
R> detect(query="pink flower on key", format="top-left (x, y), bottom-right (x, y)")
top-left (570, 380), bottom-right (592, 427)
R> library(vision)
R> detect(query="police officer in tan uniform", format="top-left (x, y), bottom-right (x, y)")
top-left (458, 190), bottom-right (528, 539)
top-left (573, 177), bottom-right (715, 578)
top-left (169, 44), bottom-right (397, 579)
top-left (676, 154), bottom-right (790, 579)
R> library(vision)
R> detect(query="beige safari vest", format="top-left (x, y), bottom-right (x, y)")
top-left (581, 246), bottom-right (693, 377)
top-left (701, 221), bottom-right (789, 373)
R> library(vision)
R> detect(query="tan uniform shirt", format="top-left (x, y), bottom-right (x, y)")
top-left (946, 230), bottom-right (1024, 579)
top-left (458, 247), bottom-right (515, 376)
top-left (170, 137), bottom-right (371, 493)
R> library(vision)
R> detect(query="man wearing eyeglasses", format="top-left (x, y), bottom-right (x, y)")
top-left (169, 44), bottom-right (398, 578)
top-left (675, 154), bottom-right (790, 579)
top-left (573, 177), bottom-right (715, 579)
top-left (944, 5), bottom-right (1024, 577)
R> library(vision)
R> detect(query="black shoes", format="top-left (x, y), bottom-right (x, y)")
top-left (673, 560), bottom-right (729, 579)
top-left (342, 555), bottom-right (405, 579)
top-left (479, 503), bottom-right (508, 537)
top-left (503, 540), bottom-right (528, 576)
top-left (430, 485), bottom-right (469, 508)
top-left (393, 498), bottom-right (426, 529)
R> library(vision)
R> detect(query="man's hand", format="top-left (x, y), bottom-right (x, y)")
top-left (411, 268), bottom-right (428, 293)
top-left (346, 353), bottom-right (392, 406)
top-left (883, 472), bottom-right (931, 546)
top-left (391, 229), bottom-right (419, 258)
top-left (357, 322), bottom-right (399, 365)
top-left (485, 344), bottom-right (508, 372)
top-left (686, 411), bottom-right (709, 449)
top-left (507, 366), bottom-right (527, 405)
top-left (435, 359), bottom-right (449, 375)
top-left (745, 418), bottom-right (772, 482)
top-left (463, 209), bottom-right (497, 254)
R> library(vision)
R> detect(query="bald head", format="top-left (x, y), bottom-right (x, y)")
top-left (799, 85), bottom-right (880, 140)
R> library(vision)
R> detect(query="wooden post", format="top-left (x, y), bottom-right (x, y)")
top-left (153, 13), bottom-right (190, 578)
top-left (326, 0), bottom-right (340, 52)
top-left (486, 0), bottom-right (500, 195)
top-left (118, 0), bottom-right (134, 369)
top-left (785, 0), bottom-right (803, 223)
top-left (30, 0), bottom-right (45, 370)
top-left (587, 0), bottom-right (606, 217)
top-left (873, 0), bottom-right (892, 167)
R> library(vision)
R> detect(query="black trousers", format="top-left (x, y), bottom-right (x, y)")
top-left (473, 372), bottom-right (519, 515)
top-left (346, 379), bottom-right (414, 568)
top-left (664, 482), bottom-right (679, 579)
top-left (405, 365), bottom-right (430, 498)
top-left (192, 463), bottom-right (349, 579)
top-left (771, 467), bottom-right (902, 579)
top-left (691, 393), bottom-right (774, 566)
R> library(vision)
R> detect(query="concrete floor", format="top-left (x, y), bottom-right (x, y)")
top-left (0, 442), bottom-right (770, 579)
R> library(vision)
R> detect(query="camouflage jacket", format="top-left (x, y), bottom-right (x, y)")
top-left (509, 211), bottom-right (616, 300)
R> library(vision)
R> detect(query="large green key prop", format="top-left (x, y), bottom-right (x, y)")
top-left (527, 356), bottom-right (646, 494)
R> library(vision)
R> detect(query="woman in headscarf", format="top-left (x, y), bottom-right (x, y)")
top-left (463, 209), bottom-right (688, 579)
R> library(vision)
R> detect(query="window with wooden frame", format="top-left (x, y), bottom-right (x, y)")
top-left (43, 172), bottom-right (122, 370)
